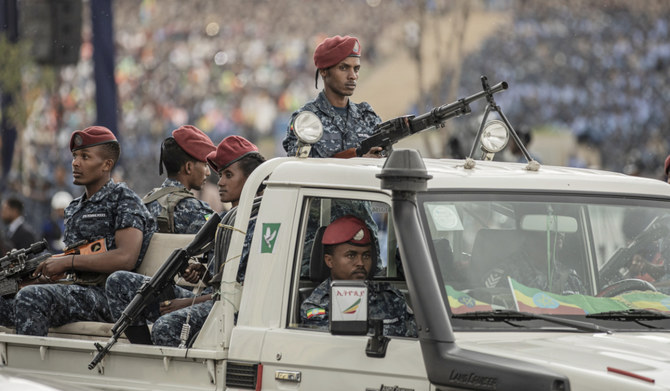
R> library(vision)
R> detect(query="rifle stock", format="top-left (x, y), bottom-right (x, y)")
top-left (358, 80), bottom-right (508, 155)
top-left (88, 213), bottom-right (222, 370)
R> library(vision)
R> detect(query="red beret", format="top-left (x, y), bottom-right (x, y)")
top-left (206, 135), bottom-right (259, 172)
top-left (313, 35), bottom-right (361, 69)
top-left (70, 126), bottom-right (118, 152)
top-left (322, 215), bottom-right (371, 246)
top-left (665, 155), bottom-right (670, 176)
top-left (172, 125), bottom-right (216, 162)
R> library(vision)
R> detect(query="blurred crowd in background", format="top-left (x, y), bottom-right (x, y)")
top-left (453, 0), bottom-right (670, 176)
top-left (2, 0), bottom-right (670, 251)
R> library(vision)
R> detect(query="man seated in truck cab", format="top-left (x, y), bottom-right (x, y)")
top-left (300, 215), bottom-right (416, 337)
top-left (106, 135), bottom-right (265, 346)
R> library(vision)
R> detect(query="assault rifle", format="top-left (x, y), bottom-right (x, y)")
top-left (0, 239), bottom-right (50, 297)
top-left (357, 78), bottom-right (508, 156)
top-left (88, 212), bottom-right (221, 370)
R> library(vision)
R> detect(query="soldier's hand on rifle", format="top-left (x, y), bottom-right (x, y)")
top-left (182, 262), bottom-right (206, 284)
top-left (33, 256), bottom-right (67, 283)
top-left (360, 146), bottom-right (383, 158)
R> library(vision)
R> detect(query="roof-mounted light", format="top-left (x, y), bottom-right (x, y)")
top-left (480, 120), bottom-right (509, 155)
top-left (292, 111), bottom-right (323, 158)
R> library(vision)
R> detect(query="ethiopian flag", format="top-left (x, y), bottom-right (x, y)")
top-left (612, 291), bottom-right (670, 313)
top-left (306, 308), bottom-right (326, 319)
top-left (508, 278), bottom-right (630, 315)
top-left (446, 285), bottom-right (494, 314)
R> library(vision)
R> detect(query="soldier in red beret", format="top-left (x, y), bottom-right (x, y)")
top-left (106, 135), bottom-right (267, 346)
top-left (300, 215), bottom-right (416, 337)
top-left (664, 155), bottom-right (670, 184)
top-left (283, 35), bottom-right (384, 159)
top-left (0, 126), bottom-right (157, 336)
top-left (142, 125), bottom-right (216, 233)
top-left (206, 135), bottom-right (265, 208)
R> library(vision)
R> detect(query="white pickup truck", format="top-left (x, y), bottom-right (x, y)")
top-left (3, 100), bottom-right (670, 391)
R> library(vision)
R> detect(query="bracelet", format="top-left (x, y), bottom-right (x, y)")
top-left (71, 254), bottom-right (75, 272)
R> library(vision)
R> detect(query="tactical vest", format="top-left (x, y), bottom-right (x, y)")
top-left (142, 186), bottom-right (195, 233)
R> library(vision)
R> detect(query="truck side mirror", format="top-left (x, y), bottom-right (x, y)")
top-left (329, 280), bottom-right (368, 335)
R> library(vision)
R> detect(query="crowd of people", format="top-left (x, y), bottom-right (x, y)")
top-left (452, 0), bottom-right (670, 178)
top-left (4, 0), bottom-right (670, 248)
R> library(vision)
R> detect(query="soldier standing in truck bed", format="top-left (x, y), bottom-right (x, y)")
top-left (283, 35), bottom-right (383, 159)
top-left (143, 125), bottom-right (216, 234)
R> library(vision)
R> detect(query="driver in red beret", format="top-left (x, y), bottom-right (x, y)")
top-left (283, 35), bottom-right (384, 159)
top-left (142, 124), bottom-right (216, 234)
top-left (300, 215), bottom-right (416, 337)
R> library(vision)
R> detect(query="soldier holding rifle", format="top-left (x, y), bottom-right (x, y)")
top-left (0, 126), bottom-right (155, 335)
top-left (283, 35), bottom-right (383, 159)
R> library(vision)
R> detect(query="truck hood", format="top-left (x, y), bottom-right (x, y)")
top-left (456, 331), bottom-right (670, 389)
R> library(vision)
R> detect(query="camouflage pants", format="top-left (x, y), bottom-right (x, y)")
top-left (106, 271), bottom-right (213, 346)
top-left (0, 296), bottom-right (15, 327)
top-left (14, 284), bottom-right (111, 336)
top-left (152, 299), bottom-right (213, 347)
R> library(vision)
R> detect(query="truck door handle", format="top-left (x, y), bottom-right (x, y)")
top-left (275, 370), bottom-right (302, 383)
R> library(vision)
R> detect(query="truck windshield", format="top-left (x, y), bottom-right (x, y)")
top-left (417, 192), bottom-right (670, 329)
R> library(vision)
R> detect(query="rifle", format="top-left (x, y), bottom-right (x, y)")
top-left (88, 212), bottom-right (222, 370)
top-left (357, 79), bottom-right (508, 156)
top-left (0, 239), bottom-right (50, 297)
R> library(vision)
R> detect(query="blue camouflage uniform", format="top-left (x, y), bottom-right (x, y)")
top-left (301, 277), bottom-right (417, 337)
top-left (9, 180), bottom-right (155, 336)
top-left (144, 178), bottom-right (213, 234)
top-left (282, 91), bottom-right (381, 158)
top-left (106, 212), bottom-right (257, 346)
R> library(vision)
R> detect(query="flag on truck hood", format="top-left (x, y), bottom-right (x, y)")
top-left (508, 277), bottom-right (670, 314)
top-left (446, 285), bottom-right (494, 314)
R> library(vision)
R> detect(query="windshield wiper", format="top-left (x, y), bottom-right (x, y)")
top-left (453, 309), bottom-right (612, 333)
top-left (586, 309), bottom-right (670, 329)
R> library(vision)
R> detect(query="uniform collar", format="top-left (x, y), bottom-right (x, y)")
top-left (162, 178), bottom-right (186, 189)
top-left (315, 91), bottom-right (362, 120)
top-left (78, 179), bottom-right (116, 204)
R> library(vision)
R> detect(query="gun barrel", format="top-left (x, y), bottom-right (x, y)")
top-left (0, 239), bottom-right (48, 264)
top-left (88, 337), bottom-right (117, 370)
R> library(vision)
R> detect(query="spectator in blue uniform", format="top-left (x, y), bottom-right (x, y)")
top-left (143, 125), bottom-right (216, 234)
top-left (283, 35), bottom-right (384, 159)
top-left (106, 135), bottom-right (265, 346)
top-left (301, 215), bottom-right (416, 337)
top-left (0, 126), bottom-right (156, 335)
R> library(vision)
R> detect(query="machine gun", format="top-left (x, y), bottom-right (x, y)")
top-left (88, 212), bottom-right (221, 370)
top-left (0, 239), bottom-right (50, 297)
top-left (357, 78), bottom-right (508, 156)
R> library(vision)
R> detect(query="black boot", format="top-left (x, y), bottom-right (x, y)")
top-left (124, 325), bottom-right (153, 345)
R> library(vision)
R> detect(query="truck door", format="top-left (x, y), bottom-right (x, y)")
top-left (260, 194), bottom-right (429, 391)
